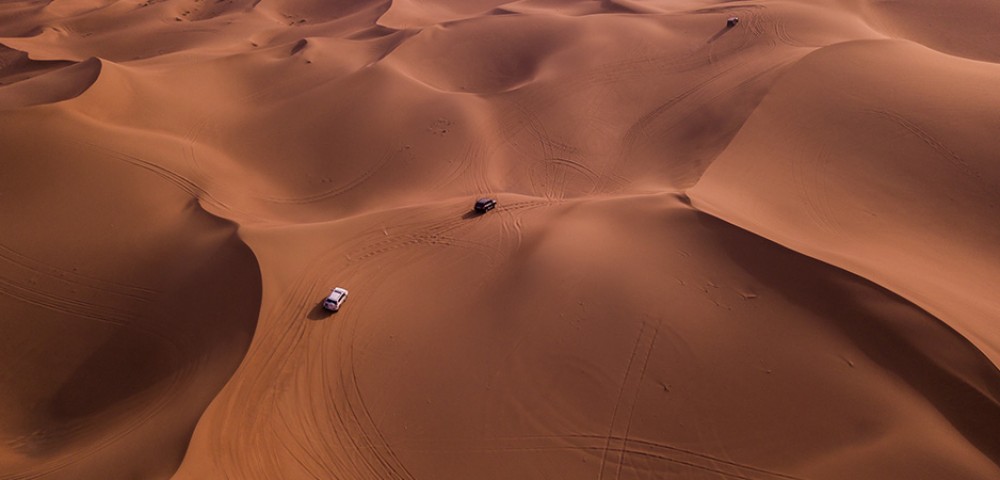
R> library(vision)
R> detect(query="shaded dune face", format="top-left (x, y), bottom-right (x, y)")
top-left (0, 110), bottom-right (262, 478)
top-left (0, 0), bottom-right (998, 479)
top-left (859, 0), bottom-right (1000, 63)
top-left (0, 46), bottom-right (100, 110)
top-left (689, 38), bottom-right (1000, 365)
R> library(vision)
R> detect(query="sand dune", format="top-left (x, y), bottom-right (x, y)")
top-left (690, 38), bottom-right (1000, 363)
top-left (0, 48), bottom-right (98, 110)
top-left (0, 0), bottom-right (997, 479)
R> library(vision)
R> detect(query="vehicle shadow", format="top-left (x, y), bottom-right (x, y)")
top-left (462, 210), bottom-right (483, 220)
top-left (307, 303), bottom-right (335, 320)
top-left (707, 26), bottom-right (732, 44)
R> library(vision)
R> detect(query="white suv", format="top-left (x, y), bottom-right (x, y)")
top-left (323, 287), bottom-right (349, 312)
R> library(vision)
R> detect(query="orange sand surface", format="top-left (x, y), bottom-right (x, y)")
top-left (1, 1), bottom-right (998, 479)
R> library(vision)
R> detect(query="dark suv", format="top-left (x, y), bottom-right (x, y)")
top-left (474, 197), bottom-right (497, 213)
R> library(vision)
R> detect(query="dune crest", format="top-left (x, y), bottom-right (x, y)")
top-left (858, 0), bottom-right (1000, 63)
top-left (689, 38), bottom-right (1000, 365)
top-left (0, 47), bottom-right (99, 110)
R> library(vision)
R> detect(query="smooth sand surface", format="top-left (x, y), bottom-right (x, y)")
top-left (1, 1), bottom-right (998, 479)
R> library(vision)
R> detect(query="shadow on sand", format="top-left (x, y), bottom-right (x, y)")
top-left (707, 26), bottom-right (733, 44)
top-left (308, 209), bottom-right (483, 321)
top-left (307, 303), bottom-right (335, 320)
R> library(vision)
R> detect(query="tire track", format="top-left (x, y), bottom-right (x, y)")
top-left (347, 216), bottom-right (478, 263)
top-left (398, 433), bottom-right (806, 480)
top-left (471, 141), bottom-right (494, 195)
top-left (0, 241), bottom-right (158, 303)
top-left (493, 94), bottom-right (560, 183)
top-left (866, 109), bottom-right (998, 207)
top-left (435, 140), bottom-right (478, 190)
top-left (597, 321), bottom-right (647, 480)
top-left (219, 209), bottom-right (484, 478)
top-left (613, 319), bottom-right (660, 480)
top-left (318, 242), bottom-right (424, 480)
top-left (204, 234), bottom-right (348, 479)
top-left (0, 285), bottom-right (194, 480)
top-left (866, 110), bottom-right (980, 181)
top-left (772, 17), bottom-right (810, 48)
top-left (340, 288), bottom-right (416, 480)
top-left (793, 145), bottom-right (840, 235)
top-left (0, 235), bottom-right (200, 478)
top-left (597, 319), bottom-right (663, 480)
top-left (184, 201), bottom-right (545, 478)
top-left (660, 58), bottom-right (791, 137)
top-left (342, 200), bottom-right (538, 268)
top-left (322, 320), bottom-right (391, 478)
top-left (3, 366), bottom-right (191, 480)
top-left (534, 157), bottom-right (601, 201)
top-left (492, 197), bottom-right (550, 255)
top-left (320, 201), bottom-right (556, 479)
top-left (68, 140), bottom-right (237, 217)
top-left (602, 61), bottom-right (745, 191)
top-left (0, 273), bottom-right (156, 333)
top-left (262, 146), bottom-right (399, 205)
top-left (619, 61), bottom-right (744, 155)
top-left (496, 203), bottom-right (525, 253)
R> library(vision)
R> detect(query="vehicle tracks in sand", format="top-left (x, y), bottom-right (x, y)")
top-left (484, 12), bottom-right (767, 196)
top-left (401, 431), bottom-right (806, 480)
top-left (495, 94), bottom-right (560, 167)
top-left (199, 196), bottom-right (555, 478)
top-left (343, 200), bottom-right (550, 268)
top-left (313, 201), bottom-right (556, 479)
top-left (435, 140), bottom-right (493, 194)
top-left (527, 157), bottom-right (600, 202)
top-left (68, 140), bottom-right (245, 219)
top-left (0, 241), bottom-right (158, 304)
top-left (0, 286), bottom-right (194, 480)
top-left (771, 17), bottom-right (811, 48)
top-left (333, 278), bottom-right (417, 480)
top-left (866, 109), bottom-right (1000, 208)
top-left (3, 360), bottom-right (192, 480)
top-left (210, 208), bottom-right (480, 478)
top-left (603, 60), bottom-right (747, 191)
top-left (0, 213), bottom-right (199, 477)
top-left (866, 110), bottom-right (983, 181)
top-left (597, 318), bottom-right (660, 480)
top-left (302, 244), bottom-right (423, 479)
top-left (222, 243), bottom-right (345, 478)
top-left (0, 265), bottom-right (194, 354)
top-left (262, 146), bottom-right (400, 206)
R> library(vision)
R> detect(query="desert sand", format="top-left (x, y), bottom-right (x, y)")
top-left (1, 0), bottom-right (998, 479)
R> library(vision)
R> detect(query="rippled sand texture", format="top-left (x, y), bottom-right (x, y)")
top-left (1, 0), bottom-right (998, 479)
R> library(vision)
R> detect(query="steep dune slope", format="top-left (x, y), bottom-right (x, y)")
top-left (0, 106), bottom-right (261, 478)
top-left (690, 39), bottom-right (1000, 364)
top-left (176, 194), bottom-right (999, 479)
top-left (0, 48), bottom-right (99, 110)
top-left (859, 0), bottom-right (1000, 63)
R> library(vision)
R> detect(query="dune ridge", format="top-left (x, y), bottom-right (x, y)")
top-left (0, 49), bottom-right (99, 110)
top-left (1, 0), bottom-right (998, 478)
